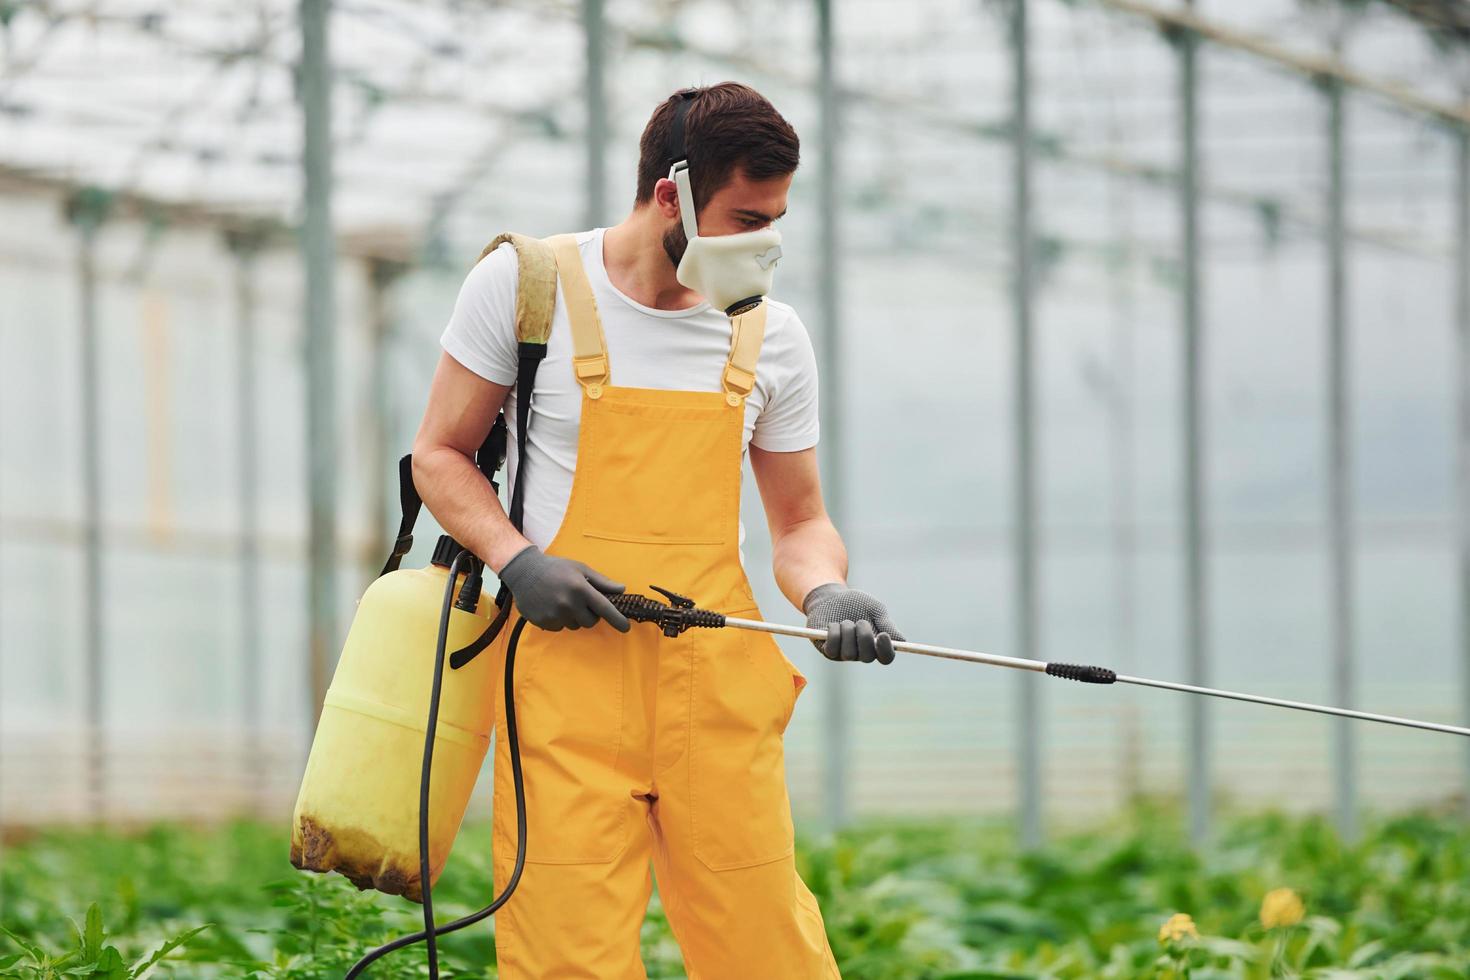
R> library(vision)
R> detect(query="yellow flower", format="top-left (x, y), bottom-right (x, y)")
top-left (1260, 888), bottom-right (1305, 929)
top-left (1157, 912), bottom-right (1199, 944)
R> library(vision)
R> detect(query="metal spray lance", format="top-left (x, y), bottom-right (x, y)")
top-left (610, 587), bottom-right (1470, 740)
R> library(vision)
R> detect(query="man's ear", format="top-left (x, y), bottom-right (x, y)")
top-left (653, 176), bottom-right (681, 220)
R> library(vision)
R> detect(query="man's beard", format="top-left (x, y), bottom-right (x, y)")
top-left (661, 221), bottom-right (688, 270)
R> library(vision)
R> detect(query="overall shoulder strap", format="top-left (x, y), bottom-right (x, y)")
top-left (721, 301), bottom-right (768, 403)
top-left (547, 233), bottom-right (610, 394)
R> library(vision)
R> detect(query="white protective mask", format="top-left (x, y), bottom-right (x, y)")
top-left (670, 160), bottom-right (782, 315)
top-left (664, 90), bottom-right (782, 316)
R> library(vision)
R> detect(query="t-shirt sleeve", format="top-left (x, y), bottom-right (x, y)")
top-left (751, 308), bottom-right (821, 452)
top-left (439, 241), bottom-right (519, 385)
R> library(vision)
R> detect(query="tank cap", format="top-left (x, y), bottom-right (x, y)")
top-left (430, 534), bottom-right (465, 568)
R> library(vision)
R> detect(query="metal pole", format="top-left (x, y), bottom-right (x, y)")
top-left (1107, 166), bottom-right (1141, 805)
top-left (1010, 0), bottom-right (1042, 849)
top-left (367, 259), bottom-right (404, 575)
top-left (226, 226), bottom-right (266, 815)
top-left (1456, 118), bottom-right (1470, 818)
top-left (582, 0), bottom-right (607, 228)
top-left (300, 0), bottom-right (338, 730)
top-left (1174, 14), bottom-right (1210, 846)
top-left (814, 0), bottom-right (850, 831)
top-left (1101, 12), bottom-right (1141, 805)
top-left (1324, 74), bottom-right (1357, 842)
top-left (65, 187), bottom-right (110, 824)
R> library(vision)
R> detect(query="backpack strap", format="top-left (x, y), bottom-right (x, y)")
top-left (447, 234), bottom-right (559, 669)
top-left (481, 232), bottom-right (558, 345)
top-left (467, 234), bottom-right (552, 531)
top-left (379, 232), bottom-right (555, 577)
top-left (380, 454), bottom-right (422, 576)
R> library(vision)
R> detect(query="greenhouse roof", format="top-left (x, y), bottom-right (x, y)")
top-left (1, 0), bottom-right (1466, 262)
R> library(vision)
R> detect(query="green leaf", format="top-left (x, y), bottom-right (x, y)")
top-left (60, 915), bottom-right (85, 960)
top-left (84, 904), bottom-right (105, 960)
top-left (1346, 939), bottom-right (1387, 968)
top-left (0, 926), bottom-right (47, 965)
top-left (52, 941), bottom-right (84, 969)
top-left (1198, 936), bottom-right (1259, 962)
top-left (128, 923), bottom-right (213, 979)
top-left (94, 945), bottom-right (128, 980)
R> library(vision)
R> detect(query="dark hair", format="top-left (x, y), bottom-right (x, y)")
top-left (635, 82), bottom-right (800, 212)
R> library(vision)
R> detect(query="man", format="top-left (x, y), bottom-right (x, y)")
top-left (412, 81), bottom-right (904, 978)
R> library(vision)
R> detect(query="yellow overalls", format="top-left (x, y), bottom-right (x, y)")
top-left (483, 234), bottom-right (841, 978)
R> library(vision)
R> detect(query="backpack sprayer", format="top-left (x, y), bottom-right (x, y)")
top-left (291, 231), bottom-right (556, 978)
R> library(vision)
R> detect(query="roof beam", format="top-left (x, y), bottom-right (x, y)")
top-left (624, 26), bottom-right (1450, 257)
top-left (1097, 0), bottom-right (1470, 126)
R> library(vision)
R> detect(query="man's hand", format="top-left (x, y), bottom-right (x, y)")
top-left (498, 545), bottom-right (632, 633)
top-left (802, 583), bottom-right (905, 665)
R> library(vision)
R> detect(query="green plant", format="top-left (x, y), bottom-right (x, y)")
top-left (0, 902), bottom-right (210, 979)
top-left (3, 805), bottom-right (1469, 979)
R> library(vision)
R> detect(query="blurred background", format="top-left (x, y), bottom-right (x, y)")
top-left (2, 0), bottom-right (1469, 856)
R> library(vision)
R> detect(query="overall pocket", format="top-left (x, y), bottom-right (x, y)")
top-left (688, 619), bottom-right (802, 871)
top-left (577, 397), bottom-right (735, 545)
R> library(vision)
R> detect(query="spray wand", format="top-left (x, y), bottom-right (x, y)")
top-left (612, 587), bottom-right (1470, 740)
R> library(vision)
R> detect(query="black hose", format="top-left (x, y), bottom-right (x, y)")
top-left (345, 552), bottom-right (529, 978)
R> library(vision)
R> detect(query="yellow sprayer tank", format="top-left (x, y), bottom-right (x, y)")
top-left (290, 540), bottom-right (499, 902)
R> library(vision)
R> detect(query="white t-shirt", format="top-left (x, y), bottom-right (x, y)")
top-left (439, 227), bottom-right (821, 556)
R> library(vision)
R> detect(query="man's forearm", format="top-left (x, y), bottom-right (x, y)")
top-left (411, 446), bottom-right (530, 573)
top-left (770, 515), bottom-right (848, 612)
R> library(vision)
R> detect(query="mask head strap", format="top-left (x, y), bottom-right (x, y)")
top-left (667, 89), bottom-right (701, 242)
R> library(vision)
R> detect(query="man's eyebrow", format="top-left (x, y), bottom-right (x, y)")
top-left (734, 207), bottom-right (787, 221)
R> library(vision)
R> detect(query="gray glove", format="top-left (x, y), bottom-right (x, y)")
top-left (498, 545), bottom-right (631, 633)
top-left (802, 583), bottom-right (905, 665)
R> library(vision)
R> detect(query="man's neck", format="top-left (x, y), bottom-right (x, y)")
top-left (601, 210), bottom-right (704, 311)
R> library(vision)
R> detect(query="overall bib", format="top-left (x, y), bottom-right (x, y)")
top-left (484, 234), bottom-right (841, 978)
